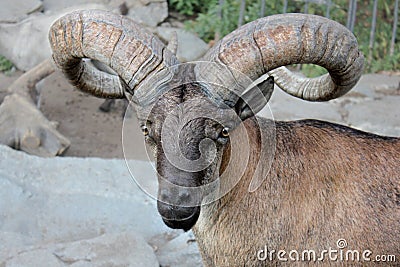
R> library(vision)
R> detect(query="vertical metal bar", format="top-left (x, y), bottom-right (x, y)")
top-left (283, 0), bottom-right (288, 13)
top-left (368, 0), bottom-right (378, 66)
top-left (304, 0), bottom-right (309, 14)
top-left (326, 0), bottom-right (331, 18)
top-left (347, 0), bottom-right (357, 32)
top-left (350, 0), bottom-right (357, 32)
top-left (238, 0), bottom-right (246, 27)
top-left (218, 0), bottom-right (224, 18)
top-left (214, 0), bottom-right (224, 41)
top-left (260, 0), bottom-right (266, 17)
top-left (346, 0), bottom-right (353, 29)
top-left (390, 0), bottom-right (399, 56)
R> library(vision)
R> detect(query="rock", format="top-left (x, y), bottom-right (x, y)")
top-left (259, 86), bottom-right (343, 123)
top-left (0, 144), bottom-right (172, 241)
top-left (346, 97), bottom-right (400, 137)
top-left (0, 71), bottom-right (22, 103)
top-left (4, 233), bottom-right (160, 266)
top-left (0, 4), bottom-right (108, 71)
top-left (336, 73), bottom-right (400, 136)
top-left (0, 0), bottom-right (168, 71)
top-left (156, 27), bottom-right (209, 62)
top-left (0, 232), bottom-right (36, 259)
top-left (356, 73), bottom-right (400, 98)
top-left (259, 73), bottom-right (400, 137)
top-left (157, 231), bottom-right (204, 267)
top-left (41, 0), bottom-right (108, 12)
top-left (5, 248), bottom-right (63, 267)
top-left (0, 13), bottom-right (53, 71)
top-left (0, 144), bottom-right (203, 265)
top-left (0, 146), bottom-right (173, 253)
top-left (0, 0), bottom-right (43, 23)
top-left (127, 1), bottom-right (168, 27)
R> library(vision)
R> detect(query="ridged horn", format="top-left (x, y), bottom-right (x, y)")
top-left (49, 10), bottom-right (179, 100)
top-left (201, 13), bottom-right (364, 104)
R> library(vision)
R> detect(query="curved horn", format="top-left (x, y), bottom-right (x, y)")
top-left (49, 10), bottom-right (179, 99)
top-left (201, 13), bottom-right (364, 103)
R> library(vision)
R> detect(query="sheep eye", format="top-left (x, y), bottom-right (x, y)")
top-left (221, 127), bottom-right (229, 138)
top-left (141, 125), bottom-right (149, 136)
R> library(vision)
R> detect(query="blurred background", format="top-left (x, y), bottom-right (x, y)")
top-left (171, 0), bottom-right (399, 74)
top-left (1, 0), bottom-right (399, 75)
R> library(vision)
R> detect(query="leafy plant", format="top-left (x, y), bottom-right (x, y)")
top-left (0, 55), bottom-right (13, 73)
top-left (170, 0), bottom-right (399, 73)
top-left (301, 64), bottom-right (328, 78)
top-left (169, 0), bottom-right (216, 15)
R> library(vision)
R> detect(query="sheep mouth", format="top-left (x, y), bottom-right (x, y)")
top-left (161, 206), bottom-right (201, 231)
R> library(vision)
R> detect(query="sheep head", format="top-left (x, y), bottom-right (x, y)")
top-left (128, 62), bottom-right (275, 230)
top-left (49, 10), bottom-right (364, 231)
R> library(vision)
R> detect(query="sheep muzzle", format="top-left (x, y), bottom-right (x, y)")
top-left (157, 202), bottom-right (200, 231)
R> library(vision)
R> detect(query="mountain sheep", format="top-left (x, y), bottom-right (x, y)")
top-left (49, 10), bottom-right (399, 266)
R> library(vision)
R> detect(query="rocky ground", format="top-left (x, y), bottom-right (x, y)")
top-left (0, 145), bottom-right (202, 266)
top-left (0, 0), bottom-right (208, 266)
top-left (0, 0), bottom-right (399, 266)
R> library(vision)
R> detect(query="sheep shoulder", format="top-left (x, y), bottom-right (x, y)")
top-left (194, 118), bottom-right (399, 266)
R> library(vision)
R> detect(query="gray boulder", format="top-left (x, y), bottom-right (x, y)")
top-left (157, 231), bottom-right (203, 267)
top-left (4, 232), bottom-right (160, 267)
top-left (0, 144), bottom-right (204, 266)
top-left (0, 0), bottom-right (168, 71)
top-left (156, 27), bottom-right (209, 62)
top-left (259, 73), bottom-right (400, 137)
top-left (263, 87), bottom-right (343, 123)
top-left (126, 0), bottom-right (168, 27)
top-left (0, 0), bottom-right (42, 23)
top-left (41, 0), bottom-right (109, 11)
top-left (0, 4), bottom-right (108, 71)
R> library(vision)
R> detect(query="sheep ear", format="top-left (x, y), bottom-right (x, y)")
top-left (235, 76), bottom-right (274, 121)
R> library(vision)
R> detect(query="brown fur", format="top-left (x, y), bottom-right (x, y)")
top-left (193, 117), bottom-right (400, 266)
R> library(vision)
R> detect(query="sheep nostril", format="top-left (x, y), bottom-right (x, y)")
top-left (159, 189), bottom-right (170, 203)
top-left (179, 191), bottom-right (191, 202)
top-left (159, 191), bottom-right (194, 207)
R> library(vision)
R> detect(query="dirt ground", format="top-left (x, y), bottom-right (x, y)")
top-left (1, 70), bottom-right (146, 160)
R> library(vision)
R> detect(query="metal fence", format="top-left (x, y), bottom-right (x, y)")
top-left (214, 0), bottom-right (399, 70)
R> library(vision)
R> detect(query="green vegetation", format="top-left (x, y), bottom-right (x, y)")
top-left (169, 0), bottom-right (399, 74)
top-left (300, 64), bottom-right (328, 78)
top-left (169, 0), bottom-right (216, 15)
top-left (0, 55), bottom-right (13, 73)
